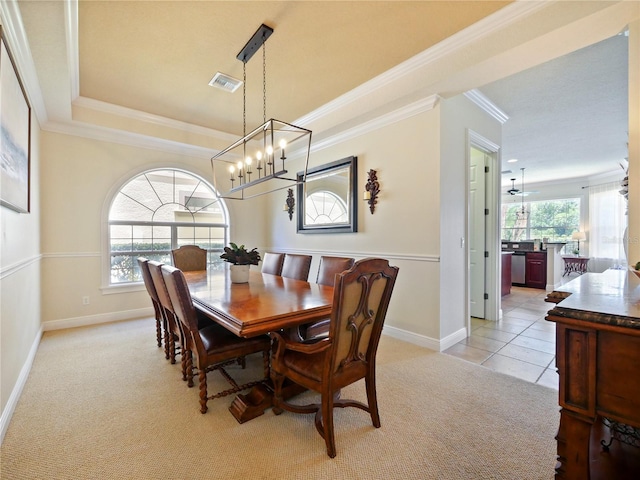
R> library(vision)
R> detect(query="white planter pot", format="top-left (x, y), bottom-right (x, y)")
top-left (230, 264), bottom-right (250, 283)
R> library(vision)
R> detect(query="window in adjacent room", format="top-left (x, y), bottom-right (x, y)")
top-left (108, 169), bottom-right (228, 284)
top-left (501, 198), bottom-right (580, 253)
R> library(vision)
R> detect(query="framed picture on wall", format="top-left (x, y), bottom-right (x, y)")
top-left (1, 27), bottom-right (31, 213)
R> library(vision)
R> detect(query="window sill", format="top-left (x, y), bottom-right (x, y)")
top-left (100, 283), bottom-right (146, 295)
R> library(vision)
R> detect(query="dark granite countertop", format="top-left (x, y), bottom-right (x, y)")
top-left (546, 269), bottom-right (640, 329)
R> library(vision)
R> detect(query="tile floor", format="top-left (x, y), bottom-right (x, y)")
top-left (444, 285), bottom-right (561, 390)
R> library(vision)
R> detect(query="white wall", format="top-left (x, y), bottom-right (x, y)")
top-left (265, 109), bottom-right (444, 343)
top-left (439, 95), bottom-right (502, 338)
top-left (38, 131), bottom-right (268, 327)
top-left (0, 109), bottom-right (41, 433)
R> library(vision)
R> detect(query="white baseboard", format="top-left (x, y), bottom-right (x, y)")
top-left (1, 326), bottom-right (43, 445)
top-left (383, 324), bottom-right (467, 352)
top-left (42, 307), bottom-right (154, 331)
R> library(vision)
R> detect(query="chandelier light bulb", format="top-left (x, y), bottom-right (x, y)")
top-left (266, 145), bottom-right (273, 156)
top-left (279, 139), bottom-right (287, 149)
top-left (256, 151), bottom-right (263, 160)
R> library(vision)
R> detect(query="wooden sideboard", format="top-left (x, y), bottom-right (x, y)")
top-left (545, 270), bottom-right (640, 479)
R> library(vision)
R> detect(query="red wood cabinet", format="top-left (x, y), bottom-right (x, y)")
top-left (501, 252), bottom-right (512, 296)
top-left (525, 252), bottom-right (546, 289)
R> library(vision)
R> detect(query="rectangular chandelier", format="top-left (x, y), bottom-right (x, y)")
top-left (210, 23), bottom-right (312, 200)
top-left (211, 118), bottom-right (311, 200)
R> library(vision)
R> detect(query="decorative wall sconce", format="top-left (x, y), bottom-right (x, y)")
top-left (284, 188), bottom-right (295, 221)
top-left (363, 169), bottom-right (380, 214)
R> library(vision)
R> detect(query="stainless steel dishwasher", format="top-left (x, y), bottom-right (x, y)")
top-left (511, 252), bottom-right (526, 285)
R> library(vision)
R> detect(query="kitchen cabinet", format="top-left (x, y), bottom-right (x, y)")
top-left (501, 252), bottom-right (512, 296)
top-left (525, 252), bottom-right (546, 289)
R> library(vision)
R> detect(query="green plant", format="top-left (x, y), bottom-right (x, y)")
top-left (220, 242), bottom-right (261, 266)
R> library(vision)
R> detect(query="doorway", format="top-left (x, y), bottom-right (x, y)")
top-left (469, 146), bottom-right (488, 318)
top-left (468, 132), bottom-right (501, 325)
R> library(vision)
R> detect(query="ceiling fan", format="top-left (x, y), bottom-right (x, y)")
top-left (507, 178), bottom-right (520, 195)
top-left (503, 168), bottom-right (538, 196)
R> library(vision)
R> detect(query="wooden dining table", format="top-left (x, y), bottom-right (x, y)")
top-left (183, 267), bottom-right (334, 422)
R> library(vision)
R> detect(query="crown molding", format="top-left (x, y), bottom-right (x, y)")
top-left (464, 89), bottom-right (509, 124)
top-left (294, 0), bottom-right (547, 128)
top-left (0, 0), bottom-right (49, 124)
top-left (42, 120), bottom-right (216, 159)
top-left (72, 96), bottom-right (238, 143)
top-left (311, 95), bottom-right (440, 154)
top-left (8, 0), bottom-right (546, 158)
top-left (65, 0), bottom-right (79, 100)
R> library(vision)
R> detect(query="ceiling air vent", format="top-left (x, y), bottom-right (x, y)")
top-left (208, 72), bottom-right (243, 93)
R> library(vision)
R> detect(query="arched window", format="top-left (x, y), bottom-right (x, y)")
top-left (108, 169), bottom-right (228, 284)
top-left (304, 191), bottom-right (348, 225)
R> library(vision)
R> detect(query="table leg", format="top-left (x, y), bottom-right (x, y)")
top-left (228, 380), bottom-right (306, 423)
top-left (555, 408), bottom-right (594, 479)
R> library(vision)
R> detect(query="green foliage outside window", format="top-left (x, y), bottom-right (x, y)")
top-left (502, 198), bottom-right (580, 248)
top-left (108, 169), bottom-right (228, 285)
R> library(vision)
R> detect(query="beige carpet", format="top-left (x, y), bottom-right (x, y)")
top-left (1, 318), bottom-right (559, 479)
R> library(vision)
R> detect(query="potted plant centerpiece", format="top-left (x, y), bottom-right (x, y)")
top-left (220, 242), bottom-right (261, 283)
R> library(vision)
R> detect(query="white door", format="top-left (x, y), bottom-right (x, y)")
top-left (469, 147), bottom-right (487, 318)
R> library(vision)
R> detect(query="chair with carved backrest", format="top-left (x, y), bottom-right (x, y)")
top-left (290, 256), bottom-right (355, 342)
top-left (261, 252), bottom-right (285, 275)
top-left (171, 245), bottom-right (207, 271)
top-left (269, 257), bottom-right (399, 457)
top-left (137, 257), bottom-right (164, 351)
top-left (281, 253), bottom-right (313, 281)
top-left (161, 264), bottom-right (271, 414)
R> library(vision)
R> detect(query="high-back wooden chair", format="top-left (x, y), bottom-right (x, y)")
top-left (281, 254), bottom-right (312, 281)
top-left (171, 245), bottom-right (207, 271)
top-left (269, 258), bottom-right (399, 458)
top-left (294, 256), bottom-right (356, 341)
top-left (137, 257), bottom-right (164, 349)
top-left (261, 252), bottom-right (285, 275)
top-left (148, 261), bottom-right (185, 369)
top-left (316, 256), bottom-right (355, 286)
top-left (161, 264), bottom-right (271, 414)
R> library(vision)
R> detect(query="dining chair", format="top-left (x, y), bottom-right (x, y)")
top-left (171, 245), bottom-right (207, 271)
top-left (148, 261), bottom-right (185, 369)
top-left (269, 258), bottom-right (399, 458)
top-left (294, 256), bottom-right (356, 341)
top-left (161, 264), bottom-right (271, 414)
top-left (261, 252), bottom-right (285, 275)
top-left (137, 257), bottom-right (164, 349)
top-left (281, 253), bottom-right (312, 281)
